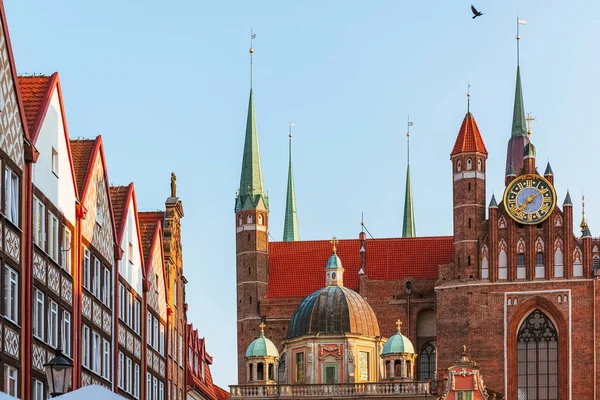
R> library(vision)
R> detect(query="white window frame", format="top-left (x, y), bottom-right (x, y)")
top-left (4, 265), bottom-right (18, 323)
top-left (82, 325), bottom-right (90, 368)
top-left (48, 299), bottom-right (59, 347)
top-left (33, 378), bottom-right (45, 400)
top-left (153, 317), bottom-right (159, 350)
top-left (134, 298), bottom-right (141, 335)
top-left (118, 351), bottom-right (125, 389)
top-left (51, 147), bottom-right (59, 176)
top-left (153, 376), bottom-right (158, 400)
top-left (133, 363), bottom-right (140, 399)
top-left (33, 288), bottom-right (45, 339)
top-left (4, 365), bottom-right (18, 397)
top-left (93, 257), bottom-right (102, 298)
top-left (103, 266), bottom-right (111, 306)
top-left (61, 226), bottom-right (72, 274)
top-left (147, 373), bottom-right (152, 399)
top-left (92, 331), bottom-right (101, 374)
top-left (128, 291), bottom-right (134, 328)
top-left (119, 283), bottom-right (125, 321)
top-left (178, 335), bottom-right (183, 366)
top-left (33, 196), bottom-right (46, 248)
top-left (126, 357), bottom-right (132, 393)
top-left (48, 212), bottom-right (59, 262)
top-left (159, 323), bottom-right (165, 356)
top-left (102, 339), bottom-right (111, 380)
top-left (174, 328), bottom-right (178, 362)
top-left (83, 247), bottom-right (91, 290)
top-left (62, 310), bottom-right (72, 357)
top-left (4, 166), bottom-right (19, 226)
top-left (147, 312), bottom-right (152, 345)
top-left (159, 382), bottom-right (164, 400)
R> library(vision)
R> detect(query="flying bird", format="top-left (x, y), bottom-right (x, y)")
top-left (471, 5), bottom-right (484, 19)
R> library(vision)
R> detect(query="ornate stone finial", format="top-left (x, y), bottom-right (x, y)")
top-left (396, 319), bottom-right (403, 334)
top-left (330, 236), bottom-right (339, 253)
top-left (581, 194), bottom-right (588, 231)
top-left (259, 322), bottom-right (266, 335)
top-left (170, 172), bottom-right (177, 197)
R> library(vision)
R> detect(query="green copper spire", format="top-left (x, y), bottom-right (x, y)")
top-left (283, 124), bottom-right (299, 241)
top-left (402, 122), bottom-right (415, 238)
top-left (511, 66), bottom-right (527, 138)
top-left (235, 89), bottom-right (268, 211)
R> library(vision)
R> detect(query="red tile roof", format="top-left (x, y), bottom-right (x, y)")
top-left (17, 74), bottom-right (54, 138)
top-left (267, 236), bottom-right (453, 298)
top-left (70, 138), bottom-right (97, 196)
top-left (187, 324), bottom-right (230, 400)
top-left (450, 112), bottom-right (488, 156)
top-left (138, 211), bottom-right (164, 273)
top-left (110, 185), bottom-right (130, 237)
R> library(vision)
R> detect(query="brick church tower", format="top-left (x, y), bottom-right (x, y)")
top-left (234, 84), bottom-right (269, 384)
top-left (449, 98), bottom-right (488, 281)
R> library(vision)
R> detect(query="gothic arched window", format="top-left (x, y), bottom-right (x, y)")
top-left (457, 160), bottom-right (462, 172)
top-left (467, 158), bottom-right (472, 170)
top-left (517, 309), bottom-right (559, 399)
top-left (419, 342), bottom-right (436, 381)
top-left (477, 159), bottom-right (482, 171)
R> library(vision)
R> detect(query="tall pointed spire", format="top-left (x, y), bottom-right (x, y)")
top-left (402, 118), bottom-right (416, 238)
top-left (283, 122), bottom-right (300, 241)
top-left (235, 33), bottom-right (267, 212)
top-left (506, 17), bottom-right (530, 176)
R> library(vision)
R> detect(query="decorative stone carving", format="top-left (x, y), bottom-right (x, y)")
top-left (103, 311), bottom-right (111, 333)
top-left (33, 251), bottom-right (46, 283)
top-left (61, 276), bottom-right (73, 304)
top-left (118, 324), bottom-right (126, 345)
top-left (92, 302), bottom-right (102, 327)
top-left (82, 293), bottom-right (92, 318)
top-left (32, 344), bottom-right (46, 371)
top-left (4, 326), bottom-right (19, 359)
top-left (4, 227), bottom-right (19, 262)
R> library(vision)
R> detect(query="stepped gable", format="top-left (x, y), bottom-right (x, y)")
top-left (267, 236), bottom-right (453, 298)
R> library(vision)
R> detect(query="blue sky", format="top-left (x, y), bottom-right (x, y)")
top-left (6, 0), bottom-right (600, 388)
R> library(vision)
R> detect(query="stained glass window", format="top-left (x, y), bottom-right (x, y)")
top-left (359, 351), bottom-right (369, 381)
top-left (517, 309), bottom-right (558, 399)
top-left (419, 342), bottom-right (436, 381)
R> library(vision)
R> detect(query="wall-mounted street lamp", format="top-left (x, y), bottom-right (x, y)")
top-left (44, 348), bottom-right (73, 398)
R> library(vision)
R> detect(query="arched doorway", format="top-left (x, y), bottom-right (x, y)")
top-left (517, 309), bottom-right (559, 399)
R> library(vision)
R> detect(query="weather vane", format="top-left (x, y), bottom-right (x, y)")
top-left (406, 115), bottom-right (413, 165)
top-left (249, 29), bottom-right (256, 89)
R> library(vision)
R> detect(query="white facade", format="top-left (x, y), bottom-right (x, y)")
top-left (31, 85), bottom-right (76, 223)
top-left (118, 197), bottom-right (144, 294)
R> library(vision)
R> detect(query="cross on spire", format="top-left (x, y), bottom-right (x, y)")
top-left (330, 236), bottom-right (339, 253)
top-left (259, 321), bottom-right (266, 335)
top-left (396, 319), bottom-right (403, 333)
top-left (525, 112), bottom-right (537, 136)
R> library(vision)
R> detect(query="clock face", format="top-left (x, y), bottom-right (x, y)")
top-left (503, 175), bottom-right (557, 224)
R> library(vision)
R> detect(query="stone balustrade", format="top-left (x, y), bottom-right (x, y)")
top-left (229, 381), bottom-right (431, 398)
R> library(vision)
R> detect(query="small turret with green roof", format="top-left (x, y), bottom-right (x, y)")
top-left (382, 320), bottom-right (415, 355)
top-left (283, 127), bottom-right (299, 241)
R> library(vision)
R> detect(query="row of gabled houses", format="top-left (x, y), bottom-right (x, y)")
top-left (0, 1), bottom-right (228, 399)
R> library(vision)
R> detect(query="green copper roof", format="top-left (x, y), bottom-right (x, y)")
top-left (524, 142), bottom-right (536, 157)
top-left (382, 329), bottom-right (415, 355)
top-left (511, 66), bottom-right (527, 138)
top-left (402, 165), bottom-right (416, 238)
top-left (544, 162), bottom-right (554, 176)
top-left (326, 253), bottom-right (343, 270)
top-left (236, 89), bottom-right (268, 211)
top-left (564, 190), bottom-right (573, 206)
top-left (489, 194), bottom-right (498, 208)
top-left (283, 136), bottom-right (299, 241)
top-left (583, 225), bottom-right (592, 238)
top-left (246, 333), bottom-right (279, 358)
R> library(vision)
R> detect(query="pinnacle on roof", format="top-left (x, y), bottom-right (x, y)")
top-left (511, 66), bottom-right (527, 138)
top-left (488, 194), bottom-right (498, 208)
top-left (402, 164), bottom-right (416, 238)
top-left (583, 225), bottom-right (592, 238)
top-left (235, 89), bottom-right (267, 211)
top-left (283, 131), bottom-right (299, 241)
top-left (506, 164), bottom-right (516, 176)
top-left (524, 142), bottom-right (536, 157)
top-left (544, 162), bottom-right (554, 176)
top-left (563, 190), bottom-right (573, 206)
top-left (450, 112), bottom-right (488, 156)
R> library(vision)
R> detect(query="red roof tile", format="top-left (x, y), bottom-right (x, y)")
top-left (138, 211), bottom-right (164, 273)
top-left (18, 74), bottom-right (54, 138)
top-left (110, 185), bottom-right (130, 238)
top-left (267, 236), bottom-right (453, 298)
top-left (450, 112), bottom-right (488, 156)
top-left (70, 139), bottom-right (97, 196)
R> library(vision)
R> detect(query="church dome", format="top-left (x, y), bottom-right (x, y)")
top-left (287, 285), bottom-right (380, 339)
top-left (382, 321), bottom-right (415, 355)
top-left (246, 332), bottom-right (279, 358)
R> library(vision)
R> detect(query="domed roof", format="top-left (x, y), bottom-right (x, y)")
top-left (246, 324), bottom-right (279, 358)
top-left (287, 285), bottom-right (380, 339)
top-left (326, 253), bottom-right (342, 269)
top-left (382, 321), bottom-right (415, 355)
